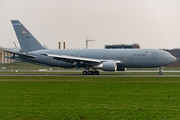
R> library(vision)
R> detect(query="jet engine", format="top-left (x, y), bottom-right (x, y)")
top-left (92, 61), bottom-right (117, 71)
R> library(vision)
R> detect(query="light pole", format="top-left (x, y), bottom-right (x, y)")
top-left (86, 37), bottom-right (96, 49)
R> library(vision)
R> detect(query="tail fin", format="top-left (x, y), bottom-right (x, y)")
top-left (11, 20), bottom-right (45, 52)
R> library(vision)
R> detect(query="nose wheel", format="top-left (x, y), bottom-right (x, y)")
top-left (158, 71), bottom-right (162, 75)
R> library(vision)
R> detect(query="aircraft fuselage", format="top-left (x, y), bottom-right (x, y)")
top-left (17, 48), bottom-right (176, 69)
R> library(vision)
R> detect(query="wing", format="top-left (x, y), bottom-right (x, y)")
top-left (41, 54), bottom-right (121, 66)
top-left (41, 54), bottom-right (101, 65)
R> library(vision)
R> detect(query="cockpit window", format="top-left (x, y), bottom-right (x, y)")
top-left (165, 53), bottom-right (170, 57)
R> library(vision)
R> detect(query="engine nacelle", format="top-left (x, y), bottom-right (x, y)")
top-left (93, 61), bottom-right (117, 71)
top-left (117, 67), bottom-right (127, 71)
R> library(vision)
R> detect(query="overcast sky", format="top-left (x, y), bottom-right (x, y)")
top-left (1, 0), bottom-right (180, 49)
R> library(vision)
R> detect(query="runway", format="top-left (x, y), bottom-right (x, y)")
top-left (0, 70), bottom-right (180, 77)
top-left (0, 74), bottom-right (180, 77)
top-left (1, 74), bottom-right (180, 77)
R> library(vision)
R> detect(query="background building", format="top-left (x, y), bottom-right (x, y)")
top-left (0, 46), bottom-right (17, 63)
top-left (0, 47), bottom-right (7, 63)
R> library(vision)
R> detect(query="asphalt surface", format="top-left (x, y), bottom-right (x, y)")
top-left (0, 74), bottom-right (180, 77)
top-left (0, 70), bottom-right (180, 77)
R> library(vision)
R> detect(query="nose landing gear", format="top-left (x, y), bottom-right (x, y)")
top-left (158, 67), bottom-right (163, 75)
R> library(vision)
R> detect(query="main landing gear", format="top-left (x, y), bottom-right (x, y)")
top-left (82, 70), bottom-right (100, 75)
top-left (158, 67), bottom-right (163, 75)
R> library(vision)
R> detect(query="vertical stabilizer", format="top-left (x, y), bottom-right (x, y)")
top-left (11, 20), bottom-right (45, 52)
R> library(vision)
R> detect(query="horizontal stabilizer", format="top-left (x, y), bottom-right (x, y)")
top-left (4, 50), bottom-right (37, 58)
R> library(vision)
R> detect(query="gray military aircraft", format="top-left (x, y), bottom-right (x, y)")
top-left (4, 20), bottom-right (177, 75)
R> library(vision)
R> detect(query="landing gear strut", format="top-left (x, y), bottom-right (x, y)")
top-left (82, 70), bottom-right (99, 75)
top-left (158, 67), bottom-right (163, 75)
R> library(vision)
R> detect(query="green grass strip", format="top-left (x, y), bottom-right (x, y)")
top-left (0, 76), bottom-right (180, 120)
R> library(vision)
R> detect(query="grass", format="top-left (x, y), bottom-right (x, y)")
top-left (0, 76), bottom-right (180, 119)
top-left (0, 62), bottom-right (57, 70)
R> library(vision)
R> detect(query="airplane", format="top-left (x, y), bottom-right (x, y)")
top-left (3, 20), bottom-right (177, 75)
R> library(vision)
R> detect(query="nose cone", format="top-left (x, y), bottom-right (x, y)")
top-left (169, 55), bottom-right (177, 64)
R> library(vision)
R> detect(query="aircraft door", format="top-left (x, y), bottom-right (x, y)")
top-left (153, 52), bottom-right (158, 60)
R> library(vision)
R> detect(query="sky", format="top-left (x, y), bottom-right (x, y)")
top-left (0, 0), bottom-right (180, 49)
